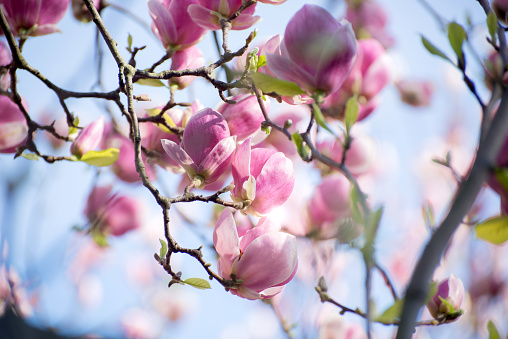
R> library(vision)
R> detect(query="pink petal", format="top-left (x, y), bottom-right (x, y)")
top-left (213, 209), bottom-right (240, 277)
top-left (197, 135), bottom-right (236, 185)
top-left (161, 139), bottom-right (197, 177)
top-left (266, 52), bottom-right (314, 92)
top-left (232, 138), bottom-right (252, 197)
top-left (233, 231), bottom-right (297, 292)
top-left (239, 216), bottom-right (280, 250)
top-left (231, 13), bottom-right (261, 30)
top-left (148, 0), bottom-right (177, 48)
top-left (187, 4), bottom-right (220, 30)
top-left (36, 0), bottom-right (69, 27)
top-left (250, 147), bottom-right (277, 178)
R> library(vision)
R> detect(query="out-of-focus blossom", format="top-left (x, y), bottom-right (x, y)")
top-left (188, 0), bottom-right (261, 31)
top-left (0, 41), bottom-right (11, 91)
top-left (484, 49), bottom-right (508, 90)
top-left (0, 0), bottom-right (70, 37)
top-left (217, 93), bottom-right (268, 144)
top-left (395, 79), bottom-right (434, 107)
top-left (322, 39), bottom-right (391, 121)
top-left (70, 116), bottom-right (104, 157)
top-left (345, 0), bottom-right (394, 48)
top-left (0, 95), bottom-right (27, 154)
top-left (121, 308), bottom-right (162, 339)
top-left (71, 0), bottom-right (102, 23)
top-left (85, 185), bottom-right (143, 238)
top-left (162, 108), bottom-right (236, 189)
top-left (427, 274), bottom-right (464, 320)
top-left (169, 45), bottom-right (204, 89)
top-left (148, 0), bottom-right (208, 51)
top-left (319, 313), bottom-right (368, 339)
top-left (266, 5), bottom-right (357, 96)
top-left (231, 138), bottom-right (295, 216)
top-left (316, 134), bottom-right (376, 177)
top-left (213, 209), bottom-right (298, 300)
top-left (258, 0), bottom-right (287, 4)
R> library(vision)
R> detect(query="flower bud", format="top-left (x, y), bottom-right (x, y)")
top-left (0, 96), bottom-right (28, 154)
top-left (70, 117), bottom-right (104, 157)
top-left (426, 274), bottom-right (464, 320)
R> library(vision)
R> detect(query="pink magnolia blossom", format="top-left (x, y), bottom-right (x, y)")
top-left (0, 95), bottom-right (28, 154)
top-left (0, 41), bottom-right (11, 91)
top-left (231, 138), bottom-right (295, 216)
top-left (427, 274), bottom-right (464, 320)
top-left (71, 0), bottom-right (101, 23)
top-left (395, 79), bottom-right (434, 107)
top-left (322, 39), bottom-right (391, 121)
top-left (162, 108), bottom-right (236, 189)
top-left (188, 0), bottom-right (261, 31)
top-left (0, 0), bottom-right (70, 37)
top-left (70, 116), bottom-right (104, 157)
top-left (85, 185), bottom-right (143, 237)
top-left (345, 0), bottom-right (394, 48)
top-left (217, 93), bottom-right (268, 143)
top-left (148, 0), bottom-right (208, 51)
top-left (213, 209), bottom-right (298, 300)
top-left (169, 45), bottom-right (204, 89)
top-left (266, 5), bottom-right (357, 96)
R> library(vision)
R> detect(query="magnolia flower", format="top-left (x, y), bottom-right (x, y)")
top-left (162, 108), bottom-right (236, 189)
top-left (169, 45), bottom-right (204, 89)
top-left (217, 93), bottom-right (268, 143)
top-left (213, 209), bottom-right (298, 300)
top-left (70, 117), bottom-right (104, 157)
top-left (395, 79), bottom-right (434, 107)
top-left (0, 0), bottom-right (70, 37)
top-left (231, 138), bottom-right (294, 216)
top-left (345, 0), bottom-right (394, 48)
top-left (427, 274), bottom-right (464, 320)
top-left (0, 41), bottom-right (11, 91)
top-left (266, 5), bottom-right (357, 96)
top-left (148, 0), bottom-right (208, 50)
top-left (188, 0), bottom-right (261, 31)
top-left (0, 95), bottom-right (28, 154)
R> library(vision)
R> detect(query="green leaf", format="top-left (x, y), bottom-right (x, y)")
top-left (344, 95), bottom-right (359, 131)
top-left (475, 216), bottom-right (508, 245)
top-left (421, 36), bottom-right (452, 63)
top-left (21, 152), bottom-right (39, 161)
top-left (494, 167), bottom-right (508, 192)
top-left (182, 278), bottom-right (211, 290)
top-left (159, 238), bottom-right (168, 259)
top-left (488, 320), bottom-right (501, 339)
top-left (80, 148), bottom-right (120, 167)
top-left (250, 73), bottom-right (306, 97)
top-left (92, 229), bottom-right (108, 247)
top-left (135, 78), bottom-right (167, 87)
top-left (447, 22), bottom-right (466, 60)
top-left (350, 186), bottom-right (364, 224)
top-left (291, 131), bottom-right (310, 160)
top-left (257, 55), bottom-right (267, 68)
top-left (313, 102), bottom-right (335, 135)
top-left (375, 298), bottom-right (403, 324)
top-left (68, 115), bottom-right (79, 137)
top-left (487, 12), bottom-right (498, 43)
top-left (127, 33), bottom-right (133, 50)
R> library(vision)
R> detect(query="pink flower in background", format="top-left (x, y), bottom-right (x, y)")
top-left (322, 38), bottom-right (391, 121)
top-left (0, 0), bottom-right (70, 37)
top-left (85, 185), bottom-right (143, 237)
top-left (162, 108), bottom-right (236, 189)
top-left (427, 274), bottom-right (464, 320)
top-left (231, 138), bottom-right (295, 216)
top-left (266, 5), bottom-right (357, 96)
top-left (188, 0), bottom-right (261, 31)
top-left (0, 41), bottom-right (12, 91)
top-left (217, 93), bottom-right (268, 143)
top-left (395, 79), bottom-right (434, 107)
top-left (0, 95), bottom-right (27, 154)
top-left (169, 45), bottom-right (204, 89)
top-left (213, 209), bottom-right (298, 300)
top-left (258, 0), bottom-right (287, 4)
top-left (346, 0), bottom-right (394, 48)
top-left (70, 116), bottom-right (104, 157)
top-left (148, 0), bottom-right (208, 50)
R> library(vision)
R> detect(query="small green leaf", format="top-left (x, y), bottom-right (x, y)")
top-left (313, 102), bottom-right (335, 135)
top-left (421, 36), bottom-right (452, 63)
top-left (344, 95), bottom-right (359, 131)
top-left (475, 216), bottom-right (508, 245)
top-left (350, 186), bottom-right (364, 224)
top-left (135, 78), bottom-right (167, 87)
top-left (92, 229), bottom-right (108, 247)
top-left (375, 298), bottom-right (403, 324)
top-left (488, 320), bottom-right (501, 339)
top-left (291, 131), bottom-right (311, 160)
top-left (68, 115), bottom-right (80, 137)
top-left (257, 55), bottom-right (267, 68)
top-left (21, 152), bottom-right (39, 161)
top-left (447, 22), bottom-right (466, 60)
top-left (80, 148), bottom-right (120, 167)
top-left (487, 12), bottom-right (498, 43)
top-left (494, 167), bottom-right (508, 192)
top-left (159, 238), bottom-right (168, 259)
top-left (182, 278), bottom-right (211, 290)
top-left (127, 33), bottom-right (133, 50)
top-left (250, 73), bottom-right (306, 97)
